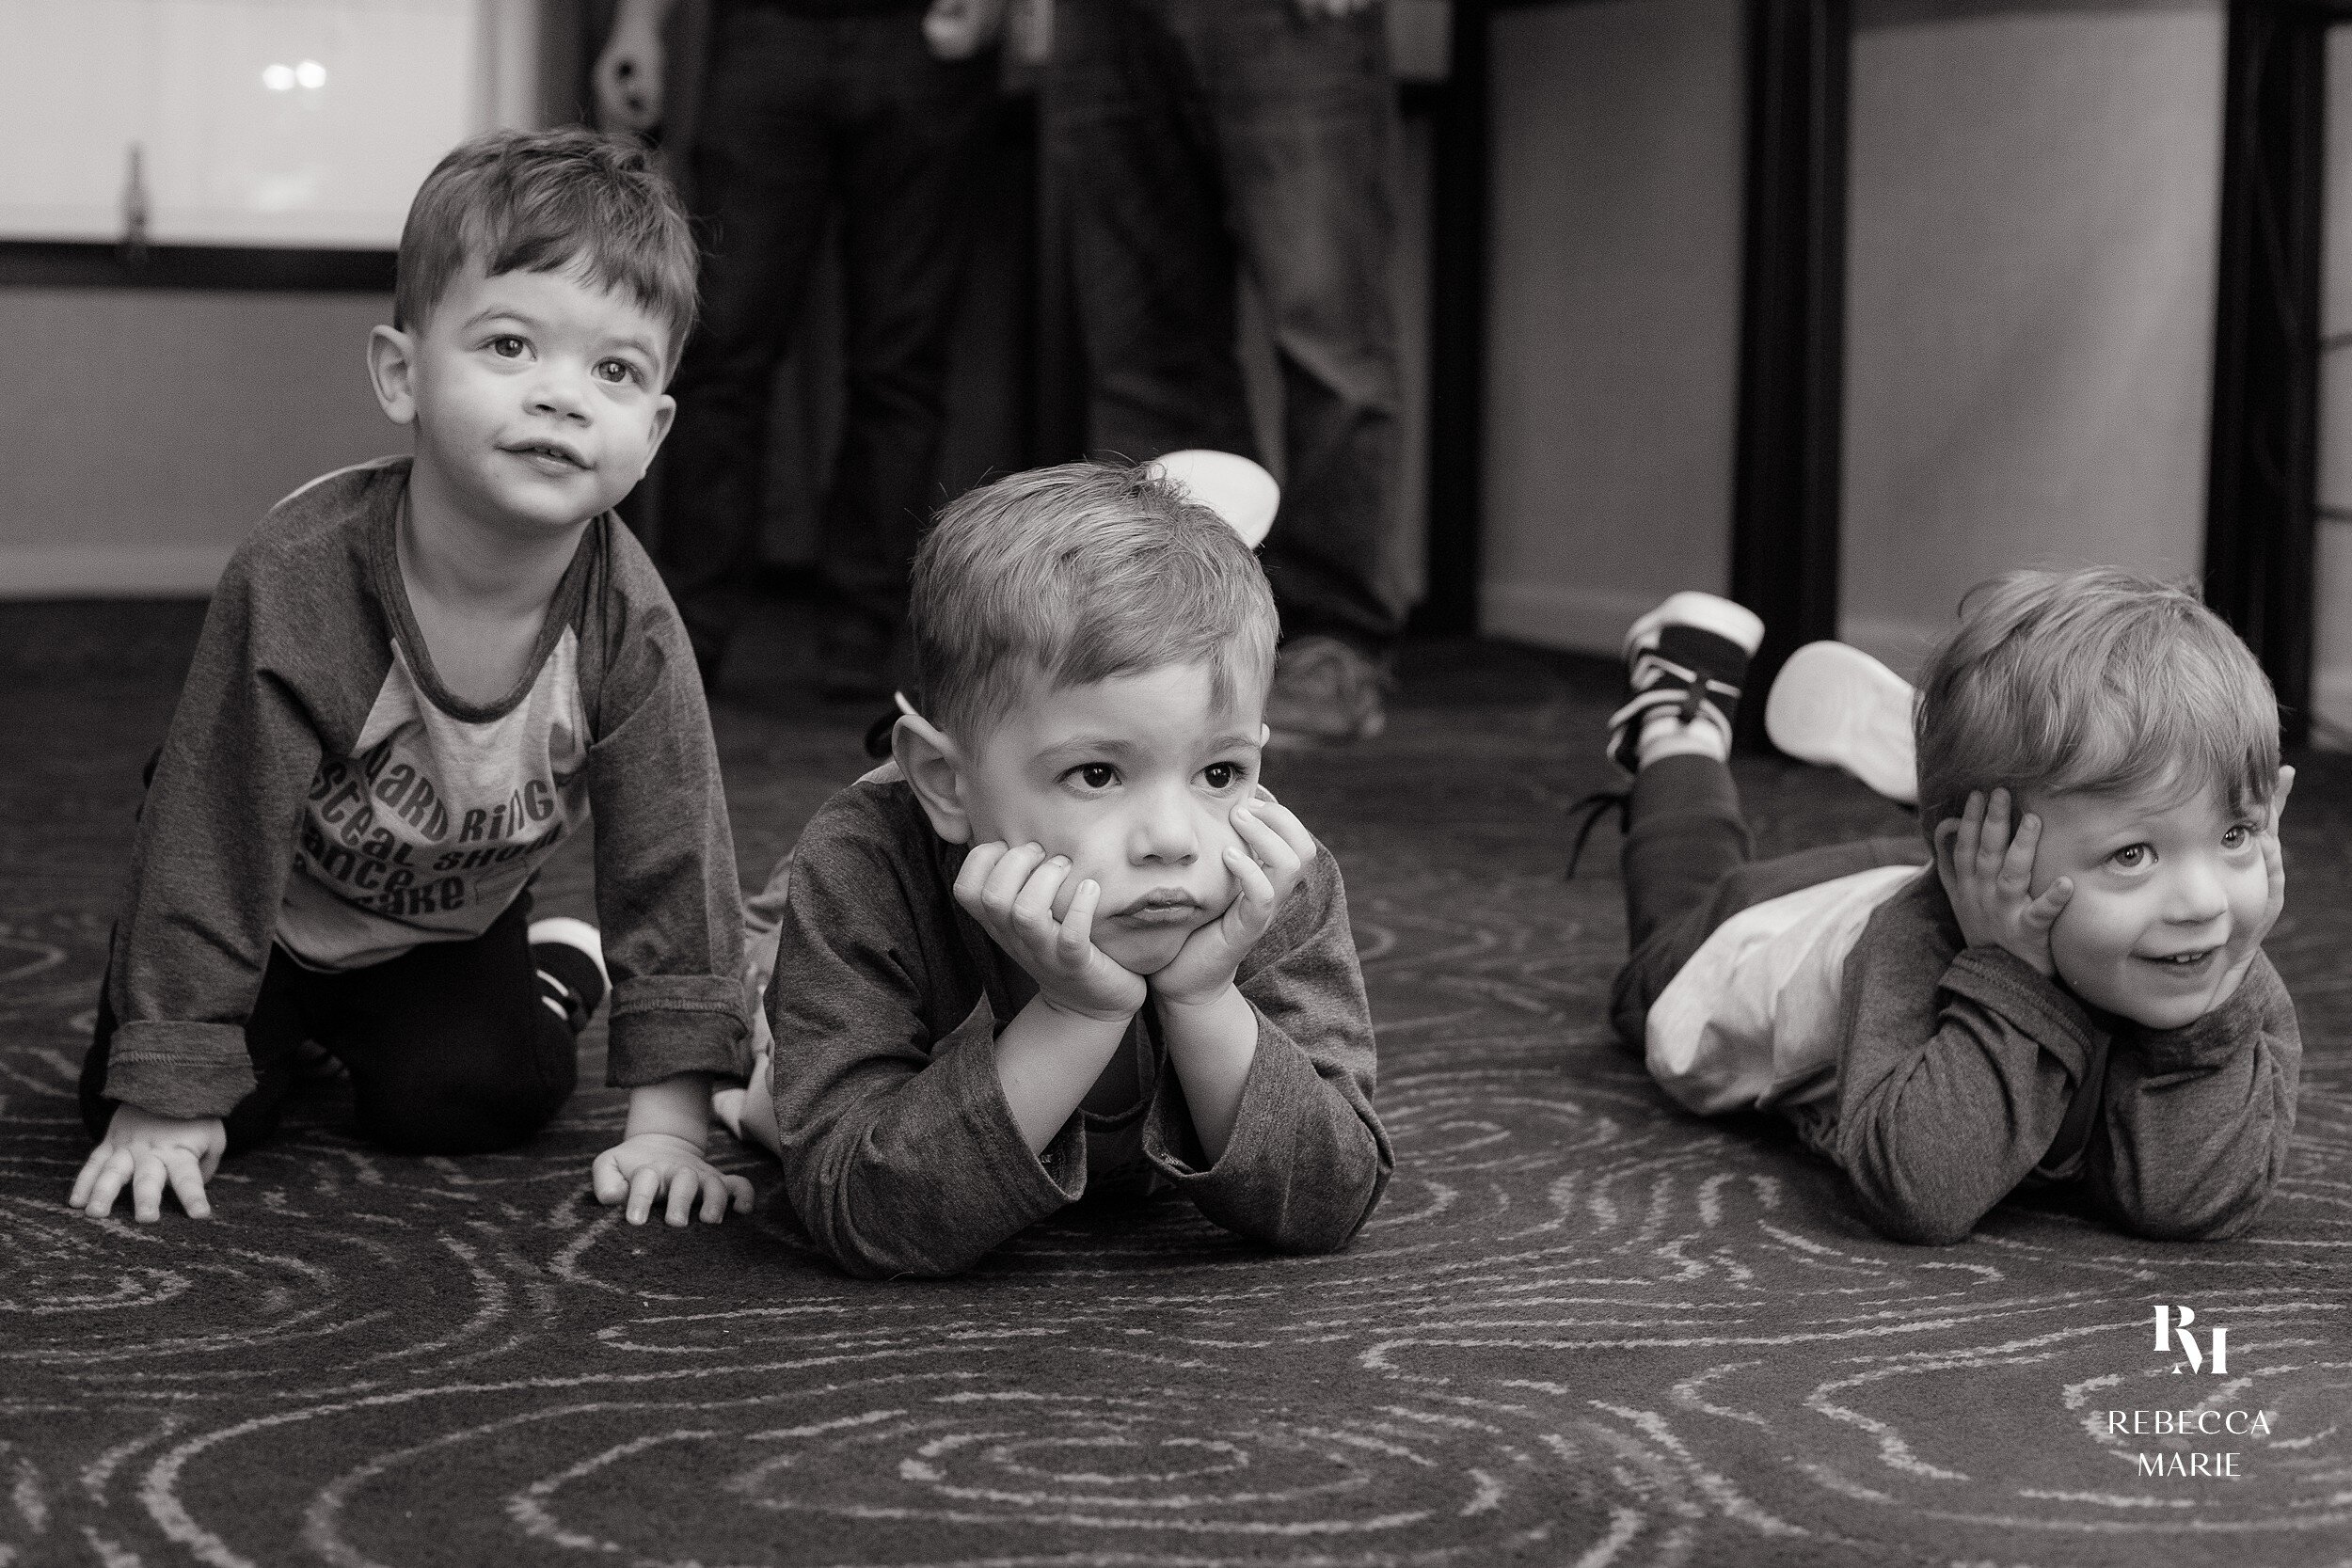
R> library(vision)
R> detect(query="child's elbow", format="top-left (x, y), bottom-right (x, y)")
top-left (1857, 1196), bottom-right (1980, 1247)
top-left (2106, 1184), bottom-right (2268, 1243)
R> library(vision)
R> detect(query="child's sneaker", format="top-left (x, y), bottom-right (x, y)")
top-left (528, 916), bottom-right (609, 1036)
top-left (1605, 591), bottom-right (1767, 771)
top-left (1763, 641), bottom-right (1918, 804)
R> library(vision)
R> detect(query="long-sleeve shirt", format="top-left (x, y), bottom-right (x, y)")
top-left (1814, 871), bottom-right (2301, 1244)
top-left (763, 771), bottom-right (1391, 1278)
top-left (103, 457), bottom-right (746, 1120)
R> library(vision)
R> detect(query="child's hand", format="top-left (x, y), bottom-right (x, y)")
top-left (1938, 787), bottom-right (2074, 977)
top-left (591, 1132), bottom-right (754, 1227)
top-left (955, 841), bottom-right (1148, 1022)
top-left (70, 1104), bottom-right (225, 1221)
top-left (1152, 788), bottom-right (1319, 1006)
top-left (2206, 765), bottom-right (2295, 1014)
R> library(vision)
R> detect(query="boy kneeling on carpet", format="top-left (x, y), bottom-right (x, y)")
top-left (1599, 569), bottom-right (2300, 1243)
top-left (71, 130), bottom-right (753, 1228)
top-left (723, 462), bottom-right (1391, 1277)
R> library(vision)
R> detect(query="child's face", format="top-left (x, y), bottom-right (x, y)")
top-left (388, 261), bottom-right (675, 535)
top-left (2022, 779), bottom-right (2270, 1030)
top-left (958, 660), bottom-right (1265, 974)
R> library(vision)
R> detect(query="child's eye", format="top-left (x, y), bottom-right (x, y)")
top-left (1069, 763), bottom-right (1118, 791)
top-left (595, 358), bottom-right (641, 386)
top-left (1200, 762), bottom-right (1245, 791)
top-left (2109, 843), bottom-right (2153, 870)
top-left (487, 336), bottom-right (527, 359)
top-left (2221, 824), bottom-right (2252, 849)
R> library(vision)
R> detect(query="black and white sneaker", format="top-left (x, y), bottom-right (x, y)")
top-left (528, 916), bottom-right (609, 1036)
top-left (1604, 591), bottom-right (1767, 772)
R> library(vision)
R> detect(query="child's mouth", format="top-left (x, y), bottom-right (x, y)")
top-left (1112, 891), bottom-right (1204, 927)
top-left (508, 441), bottom-right (586, 469)
top-left (2138, 946), bottom-right (2218, 975)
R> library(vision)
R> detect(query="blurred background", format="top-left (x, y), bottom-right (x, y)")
top-left (6, 0), bottom-right (2352, 742)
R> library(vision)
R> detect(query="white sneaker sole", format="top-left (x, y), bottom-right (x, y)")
top-left (1764, 641), bottom-right (1919, 804)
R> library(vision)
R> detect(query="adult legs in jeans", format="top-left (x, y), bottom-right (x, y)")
top-left (659, 8), bottom-right (989, 683)
top-left (1047, 0), bottom-right (1405, 656)
top-left (81, 894), bottom-right (579, 1157)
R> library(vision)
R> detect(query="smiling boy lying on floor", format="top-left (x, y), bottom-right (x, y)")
top-left (1599, 568), bottom-right (2300, 1243)
top-left (724, 462), bottom-right (1391, 1277)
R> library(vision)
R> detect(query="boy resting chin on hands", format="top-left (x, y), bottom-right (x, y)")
top-left (728, 463), bottom-right (1392, 1278)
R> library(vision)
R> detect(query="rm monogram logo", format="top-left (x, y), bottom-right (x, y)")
top-left (2154, 1305), bottom-right (2230, 1374)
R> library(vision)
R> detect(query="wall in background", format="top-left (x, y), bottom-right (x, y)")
top-left (1478, 0), bottom-right (1747, 654)
top-left (1839, 0), bottom-right (2225, 675)
top-left (0, 290), bottom-right (399, 594)
top-left (2314, 25), bottom-right (2352, 745)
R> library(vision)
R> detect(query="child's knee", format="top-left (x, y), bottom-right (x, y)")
top-left (357, 1052), bottom-right (576, 1155)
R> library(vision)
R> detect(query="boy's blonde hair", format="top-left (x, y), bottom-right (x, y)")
top-left (909, 463), bottom-right (1280, 742)
top-left (1915, 567), bottom-right (2280, 837)
top-left (393, 127), bottom-right (699, 367)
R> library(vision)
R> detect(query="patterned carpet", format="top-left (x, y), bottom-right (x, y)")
top-left (1, 599), bottom-right (2346, 1568)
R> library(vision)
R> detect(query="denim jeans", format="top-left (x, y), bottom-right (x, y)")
top-left (1045, 0), bottom-right (1406, 651)
top-left (659, 2), bottom-right (992, 659)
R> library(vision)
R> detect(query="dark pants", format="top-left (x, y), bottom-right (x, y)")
top-left (1608, 755), bottom-right (1928, 1053)
top-left (659, 3), bottom-right (993, 659)
top-left (81, 893), bottom-right (576, 1157)
top-left (1045, 0), bottom-right (1406, 652)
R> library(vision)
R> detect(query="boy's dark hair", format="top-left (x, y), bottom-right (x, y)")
top-left (1914, 567), bottom-right (2280, 838)
top-left (393, 128), bottom-right (698, 367)
top-left (909, 462), bottom-right (1280, 742)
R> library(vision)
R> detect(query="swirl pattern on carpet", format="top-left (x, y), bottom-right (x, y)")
top-left (1, 621), bottom-right (2344, 1568)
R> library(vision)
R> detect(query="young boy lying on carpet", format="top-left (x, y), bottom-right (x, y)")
top-left (719, 462), bottom-right (1391, 1277)
top-left (70, 129), bottom-right (753, 1228)
top-left (1598, 569), bottom-right (2300, 1243)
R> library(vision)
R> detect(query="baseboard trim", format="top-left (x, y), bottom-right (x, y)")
top-left (0, 546), bottom-right (231, 598)
top-left (1478, 579), bottom-right (1665, 655)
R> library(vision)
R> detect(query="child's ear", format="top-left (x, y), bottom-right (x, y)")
top-left (638, 393), bottom-right (677, 480)
top-left (892, 714), bottom-right (972, 844)
top-left (368, 325), bottom-right (420, 426)
top-left (1931, 816), bottom-right (1963, 896)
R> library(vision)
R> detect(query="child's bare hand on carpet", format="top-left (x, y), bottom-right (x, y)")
top-left (71, 1104), bottom-right (225, 1221)
top-left (1936, 787), bottom-right (2073, 978)
top-left (1151, 787), bottom-right (1317, 1006)
top-left (593, 1132), bottom-right (754, 1227)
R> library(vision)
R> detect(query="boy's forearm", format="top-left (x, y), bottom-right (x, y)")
top-left (623, 1072), bottom-right (715, 1147)
top-left (993, 994), bottom-right (1132, 1152)
top-left (1153, 983), bottom-right (1259, 1164)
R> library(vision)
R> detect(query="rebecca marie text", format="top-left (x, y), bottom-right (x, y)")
top-left (2100, 1408), bottom-right (2274, 1478)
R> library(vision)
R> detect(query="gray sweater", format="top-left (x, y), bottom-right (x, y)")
top-left (765, 776), bottom-right (1391, 1277)
top-left (1814, 871), bottom-right (2301, 1244)
top-left (103, 458), bottom-right (746, 1120)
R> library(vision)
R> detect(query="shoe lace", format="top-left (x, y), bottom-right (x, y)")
top-left (1564, 786), bottom-right (1629, 879)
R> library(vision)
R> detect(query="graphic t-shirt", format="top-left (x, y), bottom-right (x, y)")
top-left (102, 458), bottom-right (749, 1120)
top-left (278, 633), bottom-right (591, 969)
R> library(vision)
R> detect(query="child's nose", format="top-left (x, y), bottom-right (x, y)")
top-left (528, 367), bottom-right (592, 420)
top-left (2163, 857), bottom-right (2231, 924)
top-left (1129, 786), bottom-right (1199, 864)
